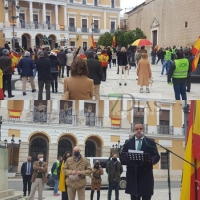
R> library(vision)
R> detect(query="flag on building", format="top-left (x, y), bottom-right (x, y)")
top-left (0, 69), bottom-right (4, 100)
top-left (8, 110), bottom-right (21, 119)
top-left (111, 118), bottom-right (121, 127)
top-left (112, 35), bottom-right (116, 47)
top-left (180, 100), bottom-right (200, 200)
top-left (91, 35), bottom-right (96, 48)
top-left (191, 37), bottom-right (200, 71)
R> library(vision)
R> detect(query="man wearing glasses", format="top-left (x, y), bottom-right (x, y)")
top-left (122, 123), bottom-right (160, 200)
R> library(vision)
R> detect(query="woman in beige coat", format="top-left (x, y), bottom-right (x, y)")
top-left (137, 53), bottom-right (152, 93)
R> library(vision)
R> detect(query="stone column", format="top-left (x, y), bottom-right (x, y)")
top-left (55, 4), bottom-right (59, 30)
top-left (121, 99), bottom-right (130, 128)
top-left (101, 146), bottom-right (111, 157)
top-left (48, 143), bottom-right (58, 172)
top-left (4, 8), bottom-right (10, 27)
top-left (103, 100), bottom-right (111, 127)
top-left (29, 1), bottom-right (33, 23)
top-left (17, 142), bottom-right (29, 173)
top-left (78, 101), bottom-right (86, 126)
top-left (104, 11), bottom-right (106, 30)
top-left (51, 100), bottom-right (59, 124)
top-left (64, 6), bottom-right (67, 30)
top-left (79, 144), bottom-right (85, 157)
top-left (43, 3), bottom-right (47, 29)
top-left (0, 147), bottom-right (8, 191)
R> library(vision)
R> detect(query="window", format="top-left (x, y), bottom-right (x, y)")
top-left (82, 19), bottom-right (87, 28)
top-left (94, 20), bottom-right (99, 29)
top-left (59, 101), bottom-right (73, 124)
top-left (159, 110), bottom-right (170, 134)
top-left (69, 0), bottom-right (74, 2)
top-left (83, 42), bottom-right (87, 48)
top-left (33, 100), bottom-right (48, 123)
top-left (82, 0), bottom-right (86, 4)
top-left (185, 22), bottom-right (188, 28)
top-left (111, 0), bottom-right (115, 8)
top-left (84, 103), bottom-right (96, 126)
top-left (160, 152), bottom-right (168, 169)
top-left (133, 108), bottom-right (144, 124)
top-left (70, 41), bottom-right (75, 46)
top-left (111, 21), bottom-right (115, 30)
top-left (58, 139), bottom-right (72, 157)
top-left (85, 140), bottom-right (96, 157)
top-left (94, 0), bottom-right (98, 6)
top-left (69, 18), bottom-right (75, 27)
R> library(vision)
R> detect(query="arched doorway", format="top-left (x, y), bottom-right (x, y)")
top-left (29, 135), bottom-right (49, 162)
top-left (85, 140), bottom-right (96, 157)
top-left (35, 34), bottom-right (43, 47)
top-left (85, 135), bottom-right (103, 157)
top-left (48, 34), bottom-right (56, 49)
top-left (58, 139), bottom-right (72, 157)
top-left (22, 33), bottom-right (31, 50)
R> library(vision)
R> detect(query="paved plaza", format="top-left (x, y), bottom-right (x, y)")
top-left (4, 61), bottom-right (200, 100)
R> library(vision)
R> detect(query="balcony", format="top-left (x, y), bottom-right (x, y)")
top-left (157, 125), bottom-right (174, 135)
top-left (93, 28), bottom-right (100, 33)
top-left (68, 27), bottom-right (77, 32)
top-left (130, 123), bottom-right (148, 133)
top-left (81, 27), bottom-right (89, 33)
top-left (110, 29), bottom-right (116, 34)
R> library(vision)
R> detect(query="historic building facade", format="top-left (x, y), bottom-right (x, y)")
top-left (0, 0), bottom-right (121, 48)
top-left (126, 0), bottom-right (200, 47)
top-left (0, 100), bottom-right (187, 176)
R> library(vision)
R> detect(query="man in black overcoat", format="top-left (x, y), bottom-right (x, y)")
top-left (122, 123), bottom-right (160, 200)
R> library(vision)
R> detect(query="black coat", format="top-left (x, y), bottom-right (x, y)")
top-left (49, 55), bottom-right (60, 73)
top-left (21, 162), bottom-right (34, 177)
top-left (86, 58), bottom-right (103, 85)
top-left (0, 55), bottom-right (12, 75)
top-left (57, 51), bottom-right (67, 65)
top-left (18, 56), bottom-right (35, 77)
top-left (122, 136), bottom-right (160, 196)
top-left (118, 52), bottom-right (128, 66)
top-left (36, 57), bottom-right (52, 81)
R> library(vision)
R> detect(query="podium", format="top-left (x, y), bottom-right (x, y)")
top-left (119, 152), bottom-right (152, 197)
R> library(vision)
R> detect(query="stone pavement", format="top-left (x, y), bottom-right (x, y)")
top-left (15, 188), bottom-right (180, 200)
top-left (5, 61), bottom-right (200, 100)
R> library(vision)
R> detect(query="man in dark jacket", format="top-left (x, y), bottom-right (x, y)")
top-left (57, 48), bottom-right (67, 78)
top-left (167, 49), bottom-right (192, 100)
top-left (21, 156), bottom-right (33, 196)
top-left (122, 123), bottom-right (160, 200)
top-left (85, 50), bottom-right (103, 100)
top-left (106, 154), bottom-right (123, 200)
top-left (36, 50), bottom-right (52, 100)
top-left (17, 51), bottom-right (36, 96)
top-left (0, 49), bottom-right (14, 98)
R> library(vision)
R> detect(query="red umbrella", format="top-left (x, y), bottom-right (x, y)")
top-left (131, 39), bottom-right (153, 46)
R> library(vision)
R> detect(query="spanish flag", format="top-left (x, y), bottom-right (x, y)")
top-left (112, 35), bottom-right (116, 48)
top-left (91, 35), bottom-right (96, 48)
top-left (0, 69), bottom-right (4, 100)
top-left (191, 37), bottom-right (200, 71)
top-left (180, 100), bottom-right (200, 200)
top-left (10, 51), bottom-right (22, 71)
top-left (111, 118), bottom-right (121, 127)
top-left (8, 110), bottom-right (21, 118)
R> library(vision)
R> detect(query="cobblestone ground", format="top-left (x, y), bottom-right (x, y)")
top-left (4, 61), bottom-right (200, 100)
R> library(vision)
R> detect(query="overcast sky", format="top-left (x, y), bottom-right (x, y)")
top-left (120, 0), bottom-right (145, 14)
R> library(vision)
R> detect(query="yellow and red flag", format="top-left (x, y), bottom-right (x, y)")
top-left (180, 100), bottom-right (200, 200)
top-left (0, 69), bottom-right (4, 100)
top-left (10, 51), bottom-right (22, 71)
top-left (91, 35), bottom-right (96, 48)
top-left (191, 37), bottom-right (200, 71)
top-left (112, 35), bottom-right (116, 47)
top-left (111, 118), bottom-right (120, 127)
top-left (8, 109), bottom-right (21, 118)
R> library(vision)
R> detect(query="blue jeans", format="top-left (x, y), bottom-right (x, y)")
top-left (108, 181), bottom-right (119, 200)
top-left (52, 175), bottom-right (59, 194)
top-left (161, 60), bottom-right (170, 75)
top-left (151, 56), bottom-right (156, 64)
top-left (173, 84), bottom-right (187, 100)
top-left (33, 68), bottom-right (37, 79)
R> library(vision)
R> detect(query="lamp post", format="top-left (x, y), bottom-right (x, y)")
top-left (6, 134), bottom-right (21, 172)
top-left (0, 116), bottom-right (2, 141)
top-left (111, 140), bottom-right (122, 155)
top-left (182, 101), bottom-right (190, 144)
top-left (4, 0), bottom-right (20, 49)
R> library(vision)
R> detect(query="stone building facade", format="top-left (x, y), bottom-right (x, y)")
top-left (127, 0), bottom-right (200, 47)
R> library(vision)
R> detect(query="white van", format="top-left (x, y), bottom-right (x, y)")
top-left (86, 157), bottom-right (127, 190)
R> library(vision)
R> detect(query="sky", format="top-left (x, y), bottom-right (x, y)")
top-left (120, 0), bottom-right (145, 14)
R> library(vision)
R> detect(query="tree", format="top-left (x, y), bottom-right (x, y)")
top-left (97, 32), bottom-right (112, 47)
top-left (132, 28), bottom-right (147, 41)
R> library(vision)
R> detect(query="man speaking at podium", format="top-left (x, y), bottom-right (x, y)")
top-left (122, 123), bottom-right (160, 200)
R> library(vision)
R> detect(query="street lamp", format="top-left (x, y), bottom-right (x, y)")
top-left (111, 140), bottom-right (122, 153)
top-left (4, 0), bottom-right (20, 49)
top-left (7, 134), bottom-right (21, 172)
top-left (182, 101), bottom-right (190, 144)
top-left (0, 116), bottom-right (2, 141)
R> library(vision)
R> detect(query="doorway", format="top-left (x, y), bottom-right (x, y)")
top-left (152, 30), bottom-right (157, 47)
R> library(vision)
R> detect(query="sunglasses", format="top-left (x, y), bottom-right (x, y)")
top-left (135, 128), bottom-right (143, 131)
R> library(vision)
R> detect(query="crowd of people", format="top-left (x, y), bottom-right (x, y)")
top-left (0, 42), bottom-right (198, 100)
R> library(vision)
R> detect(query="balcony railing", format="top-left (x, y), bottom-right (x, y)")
top-left (110, 29), bottom-right (116, 34)
top-left (130, 123), bottom-right (148, 133)
top-left (93, 28), bottom-right (100, 33)
top-left (157, 125), bottom-right (174, 135)
top-left (68, 27), bottom-right (77, 32)
top-left (81, 27), bottom-right (89, 33)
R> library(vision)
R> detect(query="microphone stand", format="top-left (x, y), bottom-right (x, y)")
top-left (143, 134), bottom-right (197, 200)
